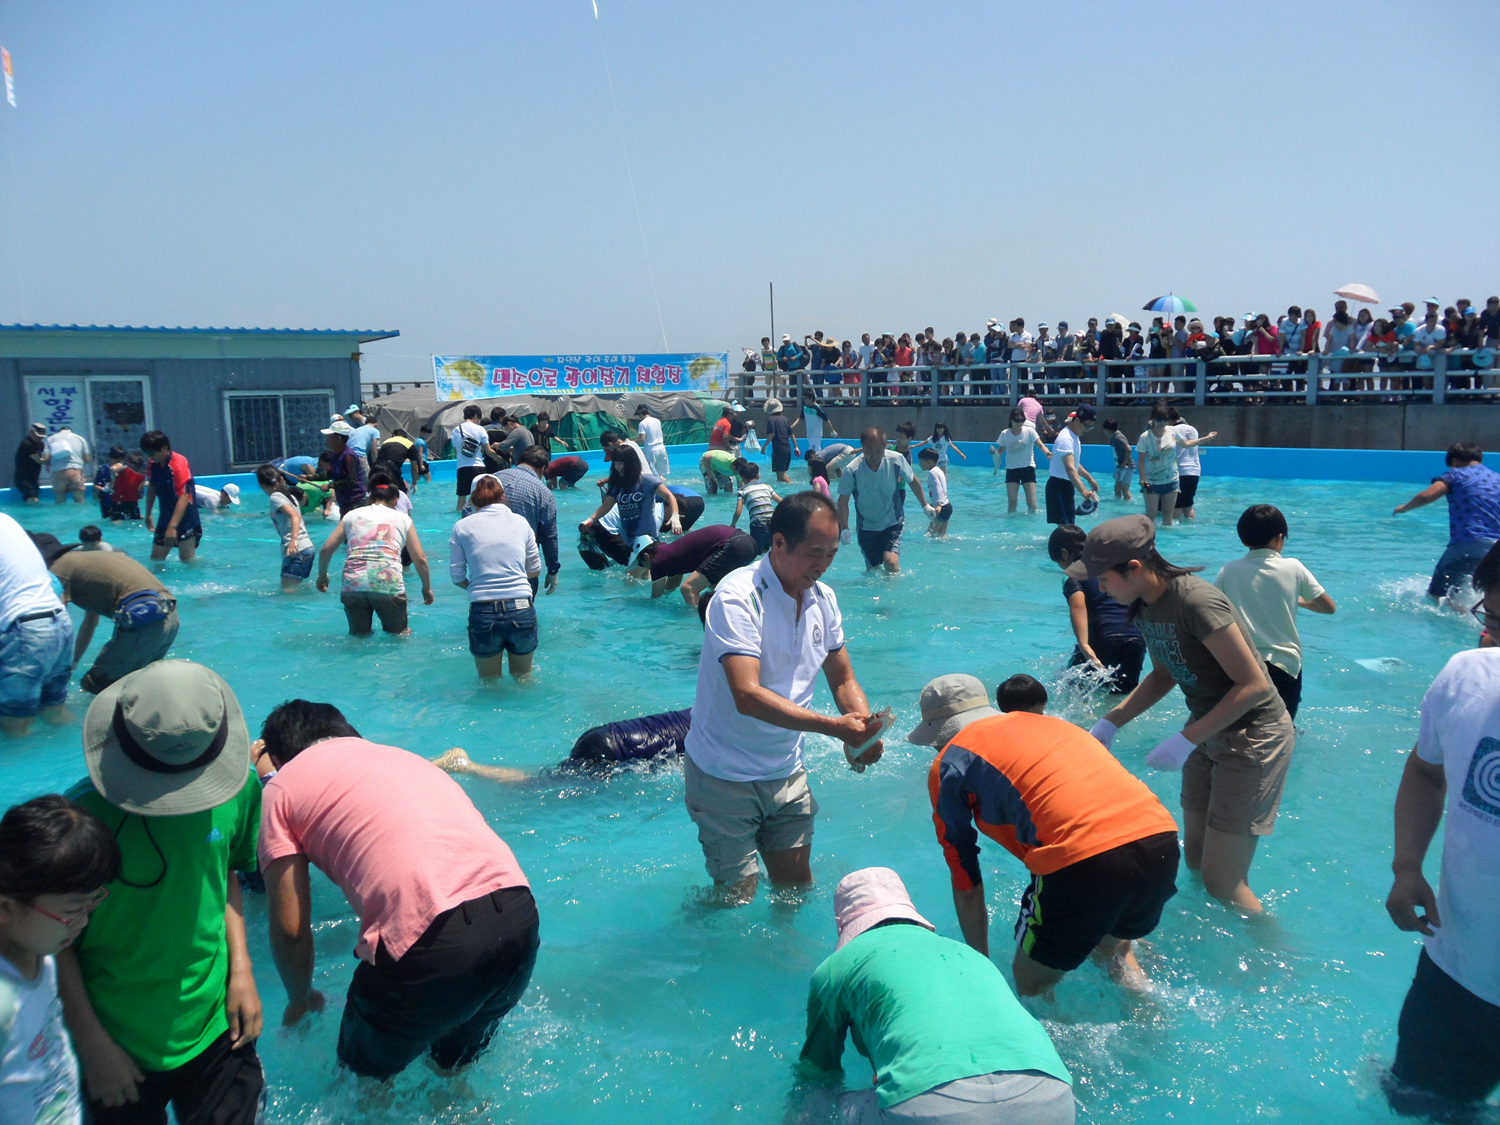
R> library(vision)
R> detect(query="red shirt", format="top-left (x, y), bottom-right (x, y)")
top-left (112, 467), bottom-right (145, 502)
top-left (709, 418), bottom-right (732, 449)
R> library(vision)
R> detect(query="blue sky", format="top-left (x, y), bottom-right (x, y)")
top-left (0, 1), bottom-right (1495, 384)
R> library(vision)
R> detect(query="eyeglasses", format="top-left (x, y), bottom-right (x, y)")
top-left (1471, 604), bottom-right (1500, 634)
top-left (29, 887), bottom-right (110, 927)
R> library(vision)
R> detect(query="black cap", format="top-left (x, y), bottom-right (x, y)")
top-left (1074, 404), bottom-right (1098, 421)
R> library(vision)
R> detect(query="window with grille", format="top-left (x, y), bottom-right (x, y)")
top-left (224, 391), bottom-right (334, 465)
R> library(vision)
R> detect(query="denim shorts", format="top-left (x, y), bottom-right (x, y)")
top-left (281, 547), bottom-right (315, 580)
top-left (0, 611), bottom-right (74, 718)
top-left (1429, 539), bottom-right (1496, 599)
top-left (1145, 481), bottom-right (1179, 496)
top-left (468, 600), bottom-right (539, 658)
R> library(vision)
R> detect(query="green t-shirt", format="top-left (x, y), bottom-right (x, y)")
top-left (67, 774), bottom-right (261, 1071)
top-left (800, 923), bottom-right (1070, 1108)
top-left (704, 449), bottom-right (736, 475)
top-left (296, 481), bottom-right (331, 510)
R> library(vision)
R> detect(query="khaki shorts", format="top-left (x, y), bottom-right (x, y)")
top-left (51, 469), bottom-right (85, 496)
top-left (1181, 713), bottom-right (1295, 836)
top-left (683, 753), bottom-right (818, 883)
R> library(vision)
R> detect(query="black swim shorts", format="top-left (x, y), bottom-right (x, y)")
top-left (1005, 466), bottom-right (1037, 485)
top-left (699, 531), bottom-right (758, 585)
top-left (1014, 831), bottom-right (1180, 971)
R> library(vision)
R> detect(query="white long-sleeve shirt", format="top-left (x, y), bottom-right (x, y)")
top-left (448, 505), bottom-right (540, 602)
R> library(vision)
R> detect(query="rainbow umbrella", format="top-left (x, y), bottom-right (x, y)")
top-left (1143, 293), bottom-right (1197, 315)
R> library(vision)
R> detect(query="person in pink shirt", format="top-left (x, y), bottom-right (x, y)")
top-left (254, 700), bottom-right (536, 1080)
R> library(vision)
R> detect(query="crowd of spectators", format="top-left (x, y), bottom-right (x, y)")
top-left (740, 294), bottom-right (1500, 402)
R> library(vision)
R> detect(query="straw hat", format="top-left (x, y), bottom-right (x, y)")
top-left (83, 661), bottom-right (251, 816)
top-left (834, 868), bottom-right (934, 951)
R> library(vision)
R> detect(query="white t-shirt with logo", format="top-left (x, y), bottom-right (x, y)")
top-left (1048, 426), bottom-right (1081, 480)
top-left (686, 555), bottom-right (845, 782)
top-left (997, 426), bottom-right (1044, 470)
top-left (0, 954), bottom-right (82, 1125)
top-left (1416, 648), bottom-right (1500, 1006)
top-left (453, 421), bottom-right (491, 469)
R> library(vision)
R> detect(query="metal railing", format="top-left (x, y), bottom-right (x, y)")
top-left (726, 349), bottom-right (1499, 409)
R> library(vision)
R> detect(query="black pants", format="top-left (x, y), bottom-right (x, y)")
top-left (338, 886), bottom-right (539, 1079)
top-left (1267, 662), bottom-right (1302, 721)
top-left (1387, 949), bottom-right (1500, 1120)
top-left (1072, 634), bottom-right (1147, 693)
top-left (86, 1033), bottom-right (264, 1125)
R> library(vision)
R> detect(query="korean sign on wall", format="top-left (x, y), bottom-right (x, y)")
top-left (432, 353), bottom-right (729, 400)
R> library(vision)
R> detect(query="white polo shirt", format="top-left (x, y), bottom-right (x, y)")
top-left (686, 555), bottom-right (845, 783)
top-left (1048, 425), bottom-right (1081, 480)
top-left (1214, 549), bottom-right (1325, 677)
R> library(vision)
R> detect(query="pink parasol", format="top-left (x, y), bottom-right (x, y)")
top-left (1334, 283), bottom-right (1380, 304)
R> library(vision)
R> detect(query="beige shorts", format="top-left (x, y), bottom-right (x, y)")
top-left (683, 753), bottom-right (818, 883)
top-left (51, 469), bottom-right (85, 495)
top-left (1181, 713), bottom-right (1296, 836)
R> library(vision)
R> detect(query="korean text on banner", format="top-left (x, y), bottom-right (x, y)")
top-left (2, 49), bottom-right (14, 108)
top-left (432, 353), bottom-right (729, 401)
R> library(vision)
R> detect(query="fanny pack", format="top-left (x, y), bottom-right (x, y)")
top-left (114, 591), bottom-right (174, 630)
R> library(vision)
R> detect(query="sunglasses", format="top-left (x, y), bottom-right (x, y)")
top-left (30, 886), bottom-right (110, 927)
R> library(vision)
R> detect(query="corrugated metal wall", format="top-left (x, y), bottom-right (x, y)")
top-left (4, 355), bottom-right (361, 477)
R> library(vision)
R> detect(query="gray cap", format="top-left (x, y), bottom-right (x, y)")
top-left (1064, 514), bottom-right (1156, 580)
top-left (905, 674), bottom-right (1001, 748)
top-left (83, 661), bottom-right (251, 816)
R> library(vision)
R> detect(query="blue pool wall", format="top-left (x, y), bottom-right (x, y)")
top-left (2, 444), bottom-right (1468, 504)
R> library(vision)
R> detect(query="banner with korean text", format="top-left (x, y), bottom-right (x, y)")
top-left (432, 352), bottom-right (729, 400)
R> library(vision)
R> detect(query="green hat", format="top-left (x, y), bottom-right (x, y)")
top-left (83, 661), bottom-right (251, 816)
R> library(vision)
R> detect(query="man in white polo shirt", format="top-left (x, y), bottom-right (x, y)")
top-left (685, 492), bottom-right (886, 902)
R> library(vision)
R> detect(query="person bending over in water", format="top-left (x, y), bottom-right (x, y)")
top-left (910, 673), bottom-right (1178, 997)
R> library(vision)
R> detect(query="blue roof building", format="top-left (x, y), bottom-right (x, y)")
top-left (2, 324), bottom-right (398, 485)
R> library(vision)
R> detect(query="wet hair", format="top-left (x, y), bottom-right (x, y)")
top-left (917, 448), bottom-right (939, 465)
top-left (1473, 542), bottom-right (1500, 595)
top-left (259, 700), bottom-right (361, 765)
top-left (0, 795), bottom-right (120, 902)
top-left (1009, 408), bottom-right (1025, 425)
top-left (78, 525), bottom-right (103, 545)
top-left (367, 469), bottom-right (402, 505)
top-left (1047, 524), bottom-right (1086, 564)
top-left (470, 475), bottom-right (505, 508)
top-left (463, 405), bottom-right (483, 420)
top-left (733, 457), bottom-right (760, 482)
top-left (1237, 504), bottom-right (1288, 549)
top-left (766, 491), bottom-right (838, 550)
top-left (139, 430), bottom-right (171, 454)
top-left (255, 464), bottom-right (299, 503)
top-left (997, 674), bottom-right (1048, 714)
top-left (1102, 419), bottom-right (1119, 433)
top-left (607, 447), bottom-right (643, 492)
top-left (1446, 442), bottom-right (1484, 467)
top-left (107, 445), bottom-right (127, 460)
top-left (519, 445), bottom-right (551, 472)
top-left (861, 426), bottom-right (887, 444)
top-left (1149, 401), bottom-right (1173, 424)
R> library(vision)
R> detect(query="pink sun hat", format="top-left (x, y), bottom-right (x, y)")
top-left (834, 867), bottom-right (935, 951)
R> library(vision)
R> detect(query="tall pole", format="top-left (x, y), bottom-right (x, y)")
top-left (769, 282), bottom-right (775, 348)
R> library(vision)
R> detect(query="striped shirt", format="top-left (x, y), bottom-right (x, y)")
top-left (495, 466), bottom-right (560, 575)
top-left (739, 481), bottom-right (777, 527)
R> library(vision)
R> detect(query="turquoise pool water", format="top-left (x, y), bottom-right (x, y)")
top-left (2, 454), bottom-right (1476, 1124)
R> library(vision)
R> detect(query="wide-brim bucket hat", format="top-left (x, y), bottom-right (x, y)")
top-left (906, 673), bottom-right (1001, 748)
top-left (83, 660), bottom-right (251, 816)
top-left (834, 867), bottom-right (935, 951)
